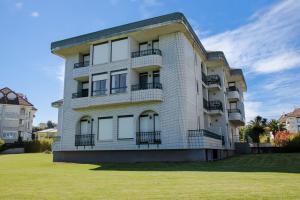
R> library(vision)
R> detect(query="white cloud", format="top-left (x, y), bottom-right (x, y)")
top-left (202, 0), bottom-right (300, 74)
top-left (15, 2), bottom-right (23, 9)
top-left (30, 11), bottom-right (39, 17)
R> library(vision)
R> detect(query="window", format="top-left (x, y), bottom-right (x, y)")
top-left (196, 80), bottom-right (199, 94)
top-left (229, 102), bottom-right (237, 110)
top-left (118, 115), bottom-right (134, 139)
top-left (98, 117), bottom-right (113, 140)
top-left (228, 82), bottom-right (236, 87)
top-left (139, 42), bottom-right (148, 51)
top-left (93, 42), bottom-right (109, 65)
top-left (298, 125), bottom-right (300, 132)
top-left (83, 54), bottom-right (90, 63)
top-left (153, 71), bottom-right (160, 84)
top-left (111, 70), bottom-right (127, 94)
top-left (81, 82), bottom-right (89, 97)
top-left (297, 117), bottom-right (300, 123)
top-left (80, 120), bottom-right (89, 135)
top-left (111, 38), bottom-right (128, 61)
top-left (139, 72), bottom-right (148, 89)
top-left (19, 119), bottom-right (22, 125)
top-left (154, 114), bottom-right (160, 131)
top-left (92, 73), bottom-right (107, 96)
top-left (152, 40), bottom-right (159, 49)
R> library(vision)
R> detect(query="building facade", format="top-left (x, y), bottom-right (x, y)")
top-left (279, 108), bottom-right (300, 133)
top-left (0, 87), bottom-right (36, 143)
top-left (51, 13), bottom-right (246, 163)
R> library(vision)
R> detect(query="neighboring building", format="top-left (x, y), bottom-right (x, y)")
top-left (38, 123), bottom-right (48, 129)
top-left (51, 12), bottom-right (246, 163)
top-left (279, 108), bottom-right (300, 133)
top-left (0, 87), bottom-right (37, 143)
top-left (36, 128), bottom-right (58, 140)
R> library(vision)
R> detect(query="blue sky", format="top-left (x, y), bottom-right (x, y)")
top-left (0, 0), bottom-right (299, 125)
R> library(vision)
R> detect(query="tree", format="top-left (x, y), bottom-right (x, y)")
top-left (248, 116), bottom-right (267, 153)
top-left (239, 126), bottom-right (251, 142)
top-left (47, 121), bottom-right (56, 129)
top-left (267, 119), bottom-right (285, 138)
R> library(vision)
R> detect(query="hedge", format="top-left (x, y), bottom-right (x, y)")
top-left (24, 139), bottom-right (53, 153)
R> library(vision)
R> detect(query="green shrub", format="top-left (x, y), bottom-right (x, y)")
top-left (24, 139), bottom-right (53, 153)
top-left (0, 138), bottom-right (5, 151)
top-left (282, 134), bottom-right (300, 152)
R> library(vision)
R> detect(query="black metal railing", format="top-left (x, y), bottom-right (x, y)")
top-left (136, 131), bottom-right (161, 145)
top-left (228, 109), bottom-right (241, 113)
top-left (74, 61), bottom-right (89, 69)
top-left (203, 98), bottom-right (223, 111)
top-left (227, 86), bottom-right (239, 92)
top-left (202, 73), bottom-right (221, 86)
top-left (72, 90), bottom-right (89, 98)
top-left (131, 49), bottom-right (162, 58)
top-left (131, 83), bottom-right (162, 91)
top-left (188, 129), bottom-right (223, 140)
top-left (92, 89), bottom-right (107, 96)
top-left (110, 87), bottom-right (127, 94)
top-left (75, 134), bottom-right (95, 147)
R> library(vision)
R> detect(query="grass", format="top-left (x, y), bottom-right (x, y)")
top-left (0, 153), bottom-right (300, 200)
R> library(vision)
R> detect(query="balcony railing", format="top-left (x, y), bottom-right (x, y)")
top-left (131, 83), bottom-right (162, 91)
top-left (202, 73), bottom-right (221, 86)
top-left (227, 86), bottom-right (239, 92)
top-left (136, 131), bottom-right (161, 145)
top-left (131, 49), bottom-right (162, 58)
top-left (72, 90), bottom-right (89, 98)
top-left (74, 61), bottom-right (89, 69)
top-left (188, 129), bottom-right (225, 147)
top-left (92, 89), bottom-right (107, 96)
top-left (110, 87), bottom-right (127, 94)
top-left (203, 98), bottom-right (223, 112)
top-left (75, 134), bottom-right (95, 147)
top-left (228, 109), bottom-right (241, 113)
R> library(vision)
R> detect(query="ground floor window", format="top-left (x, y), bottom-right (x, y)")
top-left (98, 117), bottom-right (113, 140)
top-left (118, 115), bottom-right (134, 139)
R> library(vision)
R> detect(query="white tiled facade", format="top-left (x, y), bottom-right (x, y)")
top-left (0, 103), bottom-right (35, 143)
top-left (52, 13), bottom-right (246, 155)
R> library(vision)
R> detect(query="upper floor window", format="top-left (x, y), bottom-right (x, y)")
top-left (93, 42), bottom-right (109, 65)
top-left (92, 73), bottom-right (107, 96)
top-left (152, 40), bottom-right (159, 49)
top-left (297, 117), bottom-right (300, 123)
top-left (111, 38), bottom-right (128, 62)
top-left (111, 70), bottom-right (127, 94)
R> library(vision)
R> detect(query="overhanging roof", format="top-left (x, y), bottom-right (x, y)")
top-left (51, 12), bottom-right (207, 57)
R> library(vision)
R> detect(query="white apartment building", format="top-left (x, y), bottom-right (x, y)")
top-left (51, 13), bottom-right (246, 163)
top-left (279, 108), bottom-right (300, 133)
top-left (0, 87), bottom-right (36, 143)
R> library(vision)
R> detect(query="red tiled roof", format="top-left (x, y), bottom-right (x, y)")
top-left (0, 87), bottom-right (35, 107)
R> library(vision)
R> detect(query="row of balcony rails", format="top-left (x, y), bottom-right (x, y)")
top-left (72, 83), bottom-right (162, 98)
top-left (73, 49), bottom-right (162, 69)
top-left (74, 131), bottom-right (161, 147)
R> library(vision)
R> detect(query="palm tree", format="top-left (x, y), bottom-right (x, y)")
top-left (249, 116), bottom-right (267, 153)
top-left (267, 119), bottom-right (286, 138)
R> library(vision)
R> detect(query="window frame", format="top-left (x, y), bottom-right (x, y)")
top-left (92, 73), bottom-right (108, 96)
top-left (97, 116), bottom-right (114, 141)
top-left (92, 42), bottom-right (109, 65)
top-left (111, 37), bottom-right (128, 62)
top-left (110, 69), bottom-right (127, 94)
top-left (117, 115), bottom-right (134, 140)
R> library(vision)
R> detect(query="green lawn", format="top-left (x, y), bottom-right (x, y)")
top-left (0, 153), bottom-right (300, 200)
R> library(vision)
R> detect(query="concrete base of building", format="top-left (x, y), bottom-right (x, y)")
top-left (53, 149), bottom-right (235, 163)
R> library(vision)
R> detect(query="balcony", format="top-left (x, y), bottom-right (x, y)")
top-left (75, 134), bottom-right (95, 147)
top-left (74, 61), bottom-right (89, 69)
top-left (228, 109), bottom-right (245, 126)
top-left (136, 131), bottom-right (161, 146)
top-left (73, 61), bottom-right (89, 79)
top-left (72, 90), bottom-right (89, 98)
top-left (202, 73), bottom-right (221, 90)
top-left (131, 83), bottom-right (163, 102)
top-left (227, 86), bottom-right (240, 101)
top-left (203, 98), bottom-right (223, 115)
top-left (131, 49), bottom-right (163, 71)
top-left (187, 129), bottom-right (224, 148)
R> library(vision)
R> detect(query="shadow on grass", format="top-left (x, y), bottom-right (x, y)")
top-left (90, 153), bottom-right (300, 173)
